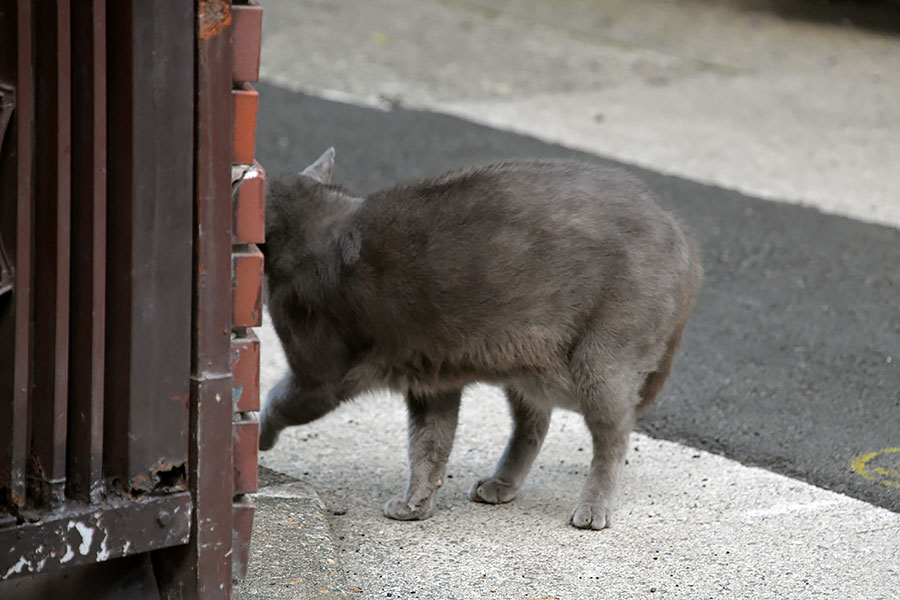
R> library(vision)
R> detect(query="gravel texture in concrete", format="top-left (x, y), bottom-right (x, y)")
top-left (236, 468), bottom-right (351, 599)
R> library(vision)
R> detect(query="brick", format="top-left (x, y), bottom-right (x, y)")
top-left (232, 1), bottom-right (263, 83)
top-left (232, 496), bottom-right (255, 582)
top-left (233, 417), bottom-right (259, 495)
top-left (232, 82), bottom-right (258, 165)
top-left (232, 161), bottom-right (265, 244)
top-left (232, 244), bottom-right (263, 327)
top-left (231, 330), bottom-right (260, 412)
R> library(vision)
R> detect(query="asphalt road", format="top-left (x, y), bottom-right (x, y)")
top-left (255, 81), bottom-right (900, 514)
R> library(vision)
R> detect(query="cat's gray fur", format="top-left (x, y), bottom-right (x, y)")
top-left (260, 148), bottom-right (702, 529)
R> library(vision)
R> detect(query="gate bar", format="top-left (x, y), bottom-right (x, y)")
top-left (0, 0), bottom-right (34, 512)
top-left (30, 0), bottom-right (72, 506)
top-left (67, 0), bottom-right (106, 504)
top-left (104, 0), bottom-right (193, 495)
top-left (153, 2), bottom-right (235, 597)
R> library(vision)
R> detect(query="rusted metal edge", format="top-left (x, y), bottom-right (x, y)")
top-left (0, 492), bottom-right (191, 580)
top-left (198, 0), bottom-right (232, 40)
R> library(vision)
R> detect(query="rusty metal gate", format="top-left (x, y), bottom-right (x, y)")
top-left (0, 1), bottom-right (261, 598)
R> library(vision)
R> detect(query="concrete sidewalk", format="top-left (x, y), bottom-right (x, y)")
top-left (237, 1), bottom-right (900, 598)
top-left (236, 468), bottom-right (350, 599)
top-left (239, 312), bottom-right (899, 599)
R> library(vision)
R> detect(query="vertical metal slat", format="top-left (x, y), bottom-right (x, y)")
top-left (30, 0), bottom-right (71, 507)
top-left (153, 0), bottom-right (235, 597)
top-left (104, 0), bottom-right (193, 495)
top-left (0, 0), bottom-right (35, 514)
top-left (67, 0), bottom-right (106, 504)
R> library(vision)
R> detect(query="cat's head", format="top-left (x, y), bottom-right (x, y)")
top-left (264, 148), bottom-right (362, 300)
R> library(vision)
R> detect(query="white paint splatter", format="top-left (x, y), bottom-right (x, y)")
top-left (74, 522), bottom-right (94, 555)
top-left (4, 556), bottom-right (29, 578)
top-left (96, 532), bottom-right (111, 561)
top-left (60, 544), bottom-right (74, 563)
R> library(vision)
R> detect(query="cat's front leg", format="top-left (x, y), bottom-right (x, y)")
top-left (259, 374), bottom-right (295, 451)
top-left (384, 389), bottom-right (461, 521)
top-left (259, 372), bottom-right (341, 451)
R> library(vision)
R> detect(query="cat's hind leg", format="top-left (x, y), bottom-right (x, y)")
top-left (469, 386), bottom-right (551, 504)
top-left (567, 343), bottom-right (643, 530)
top-left (384, 389), bottom-right (462, 521)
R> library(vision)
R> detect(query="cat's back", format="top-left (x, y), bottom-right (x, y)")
top-left (355, 159), bottom-right (682, 267)
top-left (364, 159), bottom-right (655, 215)
top-left (342, 159), bottom-right (699, 379)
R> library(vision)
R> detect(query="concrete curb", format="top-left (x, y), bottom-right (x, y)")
top-left (235, 469), bottom-right (350, 599)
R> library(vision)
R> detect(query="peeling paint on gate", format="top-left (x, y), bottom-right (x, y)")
top-left (198, 0), bottom-right (231, 39)
top-left (0, 493), bottom-right (191, 580)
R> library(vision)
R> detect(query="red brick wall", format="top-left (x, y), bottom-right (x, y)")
top-left (230, 0), bottom-right (264, 583)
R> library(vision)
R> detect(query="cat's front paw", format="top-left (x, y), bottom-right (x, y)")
top-left (383, 495), bottom-right (435, 521)
top-left (257, 416), bottom-right (282, 451)
top-left (569, 501), bottom-right (612, 530)
top-left (468, 477), bottom-right (519, 504)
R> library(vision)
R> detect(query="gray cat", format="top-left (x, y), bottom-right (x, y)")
top-left (259, 148), bottom-right (702, 529)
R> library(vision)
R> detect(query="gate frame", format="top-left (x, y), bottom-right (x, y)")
top-left (0, 2), bottom-right (247, 598)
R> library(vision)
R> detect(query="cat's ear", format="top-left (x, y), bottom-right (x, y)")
top-left (300, 147), bottom-right (335, 184)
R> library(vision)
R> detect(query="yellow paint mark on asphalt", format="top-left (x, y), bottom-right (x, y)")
top-left (852, 452), bottom-right (880, 479)
top-left (872, 467), bottom-right (900, 478)
top-left (852, 448), bottom-right (900, 489)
